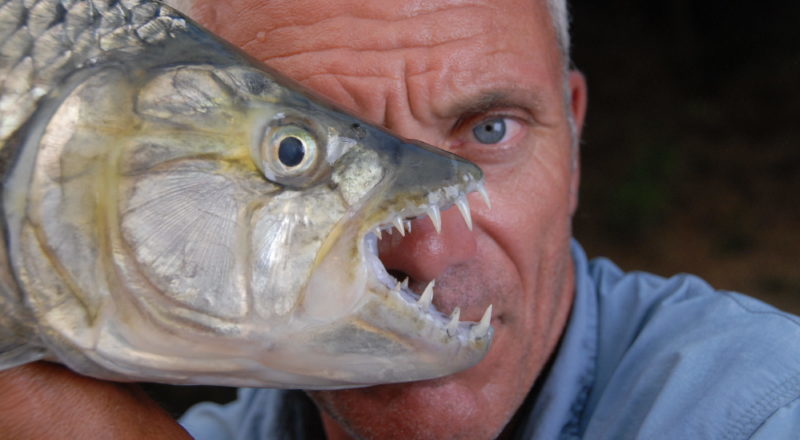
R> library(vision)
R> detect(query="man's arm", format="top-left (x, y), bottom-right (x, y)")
top-left (0, 363), bottom-right (191, 439)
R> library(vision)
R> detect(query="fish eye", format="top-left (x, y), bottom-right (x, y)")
top-left (472, 118), bottom-right (507, 144)
top-left (258, 124), bottom-right (324, 187)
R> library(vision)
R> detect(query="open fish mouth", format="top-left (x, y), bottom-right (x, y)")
top-left (362, 178), bottom-right (494, 340)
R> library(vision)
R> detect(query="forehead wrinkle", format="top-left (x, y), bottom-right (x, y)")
top-left (245, 4), bottom-right (494, 62)
top-left (233, 0), bottom-right (495, 30)
top-left (235, 0), bottom-right (559, 135)
top-left (262, 34), bottom-right (495, 130)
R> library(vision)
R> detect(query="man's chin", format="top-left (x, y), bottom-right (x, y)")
top-left (308, 370), bottom-right (493, 440)
top-left (306, 353), bottom-right (509, 437)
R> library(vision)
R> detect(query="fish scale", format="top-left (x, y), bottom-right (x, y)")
top-left (0, 0), bottom-right (184, 142)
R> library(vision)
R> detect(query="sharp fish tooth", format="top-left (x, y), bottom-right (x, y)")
top-left (393, 217), bottom-right (406, 236)
top-left (477, 182), bottom-right (491, 209)
top-left (375, 227), bottom-right (382, 240)
top-left (427, 205), bottom-right (442, 233)
top-left (418, 280), bottom-right (435, 309)
top-left (401, 277), bottom-right (409, 290)
top-left (471, 304), bottom-right (493, 338)
top-left (446, 307), bottom-right (461, 334)
top-left (392, 279), bottom-right (404, 293)
top-left (405, 220), bottom-right (412, 233)
top-left (455, 195), bottom-right (473, 231)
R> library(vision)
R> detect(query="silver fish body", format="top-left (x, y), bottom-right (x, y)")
top-left (0, 0), bottom-right (492, 388)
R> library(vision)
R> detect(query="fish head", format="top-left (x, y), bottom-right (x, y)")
top-left (123, 63), bottom-right (494, 387)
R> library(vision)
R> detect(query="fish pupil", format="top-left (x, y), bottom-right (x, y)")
top-left (278, 136), bottom-right (305, 167)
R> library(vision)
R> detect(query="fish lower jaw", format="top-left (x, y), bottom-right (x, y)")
top-left (362, 232), bottom-right (493, 346)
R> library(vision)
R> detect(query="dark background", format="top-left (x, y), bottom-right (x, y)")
top-left (571, 0), bottom-right (800, 314)
top-left (145, 1), bottom-right (800, 417)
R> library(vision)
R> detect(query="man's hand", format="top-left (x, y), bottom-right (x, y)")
top-left (0, 362), bottom-right (191, 439)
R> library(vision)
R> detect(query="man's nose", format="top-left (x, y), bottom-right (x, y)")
top-left (378, 205), bottom-right (477, 283)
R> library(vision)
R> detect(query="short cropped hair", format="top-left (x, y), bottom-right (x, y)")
top-left (547, 0), bottom-right (571, 67)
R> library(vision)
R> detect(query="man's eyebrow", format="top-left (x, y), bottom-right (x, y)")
top-left (439, 88), bottom-right (545, 121)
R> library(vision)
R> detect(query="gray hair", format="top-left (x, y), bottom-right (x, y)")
top-left (545, 0), bottom-right (579, 153)
top-left (547, 0), bottom-right (572, 69)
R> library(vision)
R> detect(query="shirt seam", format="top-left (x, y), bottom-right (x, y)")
top-left (721, 290), bottom-right (800, 328)
top-left (746, 394), bottom-right (800, 439)
top-left (722, 371), bottom-right (800, 440)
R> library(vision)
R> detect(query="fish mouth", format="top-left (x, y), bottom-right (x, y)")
top-left (359, 175), bottom-right (494, 348)
top-left (298, 170), bottom-right (495, 386)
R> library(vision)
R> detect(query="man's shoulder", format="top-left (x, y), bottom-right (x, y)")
top-left (587, 256), bottom-right (800, 361)
top-left (583, 257), bottom-right (800, 439)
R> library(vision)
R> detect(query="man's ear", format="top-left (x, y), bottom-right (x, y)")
top-left (569, 70), bottom-right (588, 137)
top-left (568, 70), bottom-right (587, 216)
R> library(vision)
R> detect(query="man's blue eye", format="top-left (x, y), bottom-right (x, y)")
top-left (472, 118), bottom-right (506, 144)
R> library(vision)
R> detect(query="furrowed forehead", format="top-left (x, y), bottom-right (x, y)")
top-left (169, 0), bottom-right (569, 130)
top-left (165, 0), bottom-right (570, 65)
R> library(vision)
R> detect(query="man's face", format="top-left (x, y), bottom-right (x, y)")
top-left (192, 0), bottom-right (586, 437)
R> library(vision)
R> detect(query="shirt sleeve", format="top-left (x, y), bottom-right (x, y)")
top-left (179, 401), bottom-right (240, 440)
top-left (749, 396), bottom-right (800, 439)
top-left (179, 388), bottom-right (283, 440)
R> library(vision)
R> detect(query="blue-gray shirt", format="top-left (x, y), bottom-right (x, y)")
top-left (181, 242), bottom-right (800, 439)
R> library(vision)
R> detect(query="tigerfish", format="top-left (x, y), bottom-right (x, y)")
top-left (0, 0), bottom-right (493, 388)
